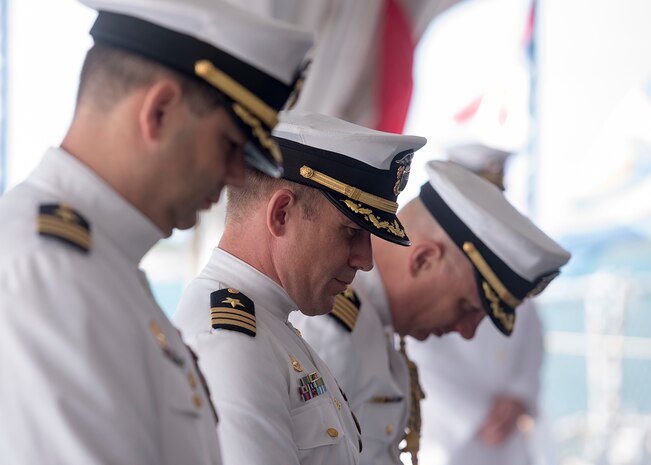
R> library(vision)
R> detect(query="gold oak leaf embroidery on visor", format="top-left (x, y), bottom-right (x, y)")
top-left (232, 104), bottom-right (283, 163)
top-left (343, 200), bottom-right (406, 238)
top-left (482, 281), bottom-right (514, 333)
top-left (462, 242), bottom-right (522, 309)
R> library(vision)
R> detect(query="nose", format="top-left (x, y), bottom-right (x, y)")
top-left (350, 230), bottom-right (373, 272)
top-left (455, 312), bottom-right (486, 340)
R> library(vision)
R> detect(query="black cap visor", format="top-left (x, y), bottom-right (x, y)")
top-left (323, 191), bottom-right (410, 246)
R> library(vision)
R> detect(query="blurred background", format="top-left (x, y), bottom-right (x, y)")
top-left (2, 0), bottom-right (651, 463)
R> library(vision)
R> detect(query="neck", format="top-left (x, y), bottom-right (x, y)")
top-left (371, 235), bottom-right (406, 334)
top-left (61, 104), bottom-right (169, 235)
top-left (219, 220), bottom-right (281, 286)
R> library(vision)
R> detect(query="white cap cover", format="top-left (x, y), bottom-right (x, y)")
top-left (274, 111), bottom-right (427, 246)
top-left (420, 160), bottom-right (571, 335)
top-left (79, 0), bottom-right (314, 178)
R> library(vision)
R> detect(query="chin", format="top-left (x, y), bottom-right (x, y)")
top-left (302, 296), bottom-right (335, 316)
top-left (407, 328), bottom-right (432, 340)
top-left (174, 214), bottom-right (199, 232)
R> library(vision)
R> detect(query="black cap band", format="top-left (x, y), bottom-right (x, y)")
top-left (419, 182), bottom-right (534, 299)
top-left (90, 11), bottom-right (292, 111)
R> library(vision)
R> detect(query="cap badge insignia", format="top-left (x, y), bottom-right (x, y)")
top-left (393, 152), bottom-right (414, 196)
top-left (527, 271), bottom-right (560, 298)
top-left (285, 60), bottom-right (311, 110)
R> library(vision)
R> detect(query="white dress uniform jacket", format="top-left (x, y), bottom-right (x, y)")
top-left (173, 247), bottom-right (362, 465)
top-left (407, 300), bottom-right (544, 465)
top-left (0, 148), bottom-right (222, 465)
top-left (291, 266), bottom-right (410, 465)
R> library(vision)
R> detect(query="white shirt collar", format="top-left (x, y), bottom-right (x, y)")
top-left (30, 147), bottom-right (163, 264)
top-left (202, 247), bottom-right (299, 321)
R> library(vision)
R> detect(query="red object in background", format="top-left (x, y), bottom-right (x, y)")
top-left (453, 94), bottom-right (484, 124)
top-left (375, 0), bottom-right (415, 134)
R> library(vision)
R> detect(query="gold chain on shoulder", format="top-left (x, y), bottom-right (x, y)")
top-left (399, 337), bottom-right (424, 465)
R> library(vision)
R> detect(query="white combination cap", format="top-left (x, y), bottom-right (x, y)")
top-left (446, 143), bottom-right (513, 190)
top-left (79, 0), bottom-right (314, 178)
top-left (273, 111), bottom-right (427, 246)
top-left (420, 160), bottom-right (571, 335)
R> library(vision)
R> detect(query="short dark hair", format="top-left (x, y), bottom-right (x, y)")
top-left (226, 169), bottom-right (323, 223)
top-left (76, 43), bottom-right (225, 115)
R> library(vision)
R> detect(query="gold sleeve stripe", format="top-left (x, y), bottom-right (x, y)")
top-left (38, 217), bottom-right (90, 238)
top-left (462, 242), bottom-right (521, 308)
top-left (37, 219), bottom-right (91, 247)
top-left (211, 317), bottom-right (257, 334)
top-left (37, 222), bottom-right (91, 245)
top-left (211, 308), bottom-right (255, 325)
top-left (210, 313), bottom-right (256, 328)
top-left (299, 165), bottom-right (398, 214)
top-left (195, 60), bottom-right (278, 128)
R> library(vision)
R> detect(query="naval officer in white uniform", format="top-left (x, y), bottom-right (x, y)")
top-left (173, 111), bottom-right (426, 465)
top-left (409, 143), bottom-right (545, 465)
top-left (0, 1), bottom-right (313, 463)
top-left (291, 160), bottom-right (571, 465)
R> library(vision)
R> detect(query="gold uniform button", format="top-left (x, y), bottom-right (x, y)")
top-left (334, 399), bottom-right (342, 410)
top-left (188, 373), bottom-right (197, 389)
top-left (192, 394), bottom-right (202, 408)
top-left (327, 428), bottom-right (339, 438)
top-left (385, 424), bottom-right (393, 435)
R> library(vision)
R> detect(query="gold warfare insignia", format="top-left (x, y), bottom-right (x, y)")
top-left (393, 152), bottom-right (414, 196)
top-left (210, 288), bottom-right (256, 337)
top-left (289, 354), bottom-right (303, 372)
top-left (328, 286), bottom-right (361, 332)
top-left (37, 203), bottom-right (91, 253)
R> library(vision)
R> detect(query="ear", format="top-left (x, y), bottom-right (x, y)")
top-left (138, 79), bottom-right (184, 144)
top-left (408, 240), bottom-right (444, 277)
top-left (266, 188), bottom-right (298, 238)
